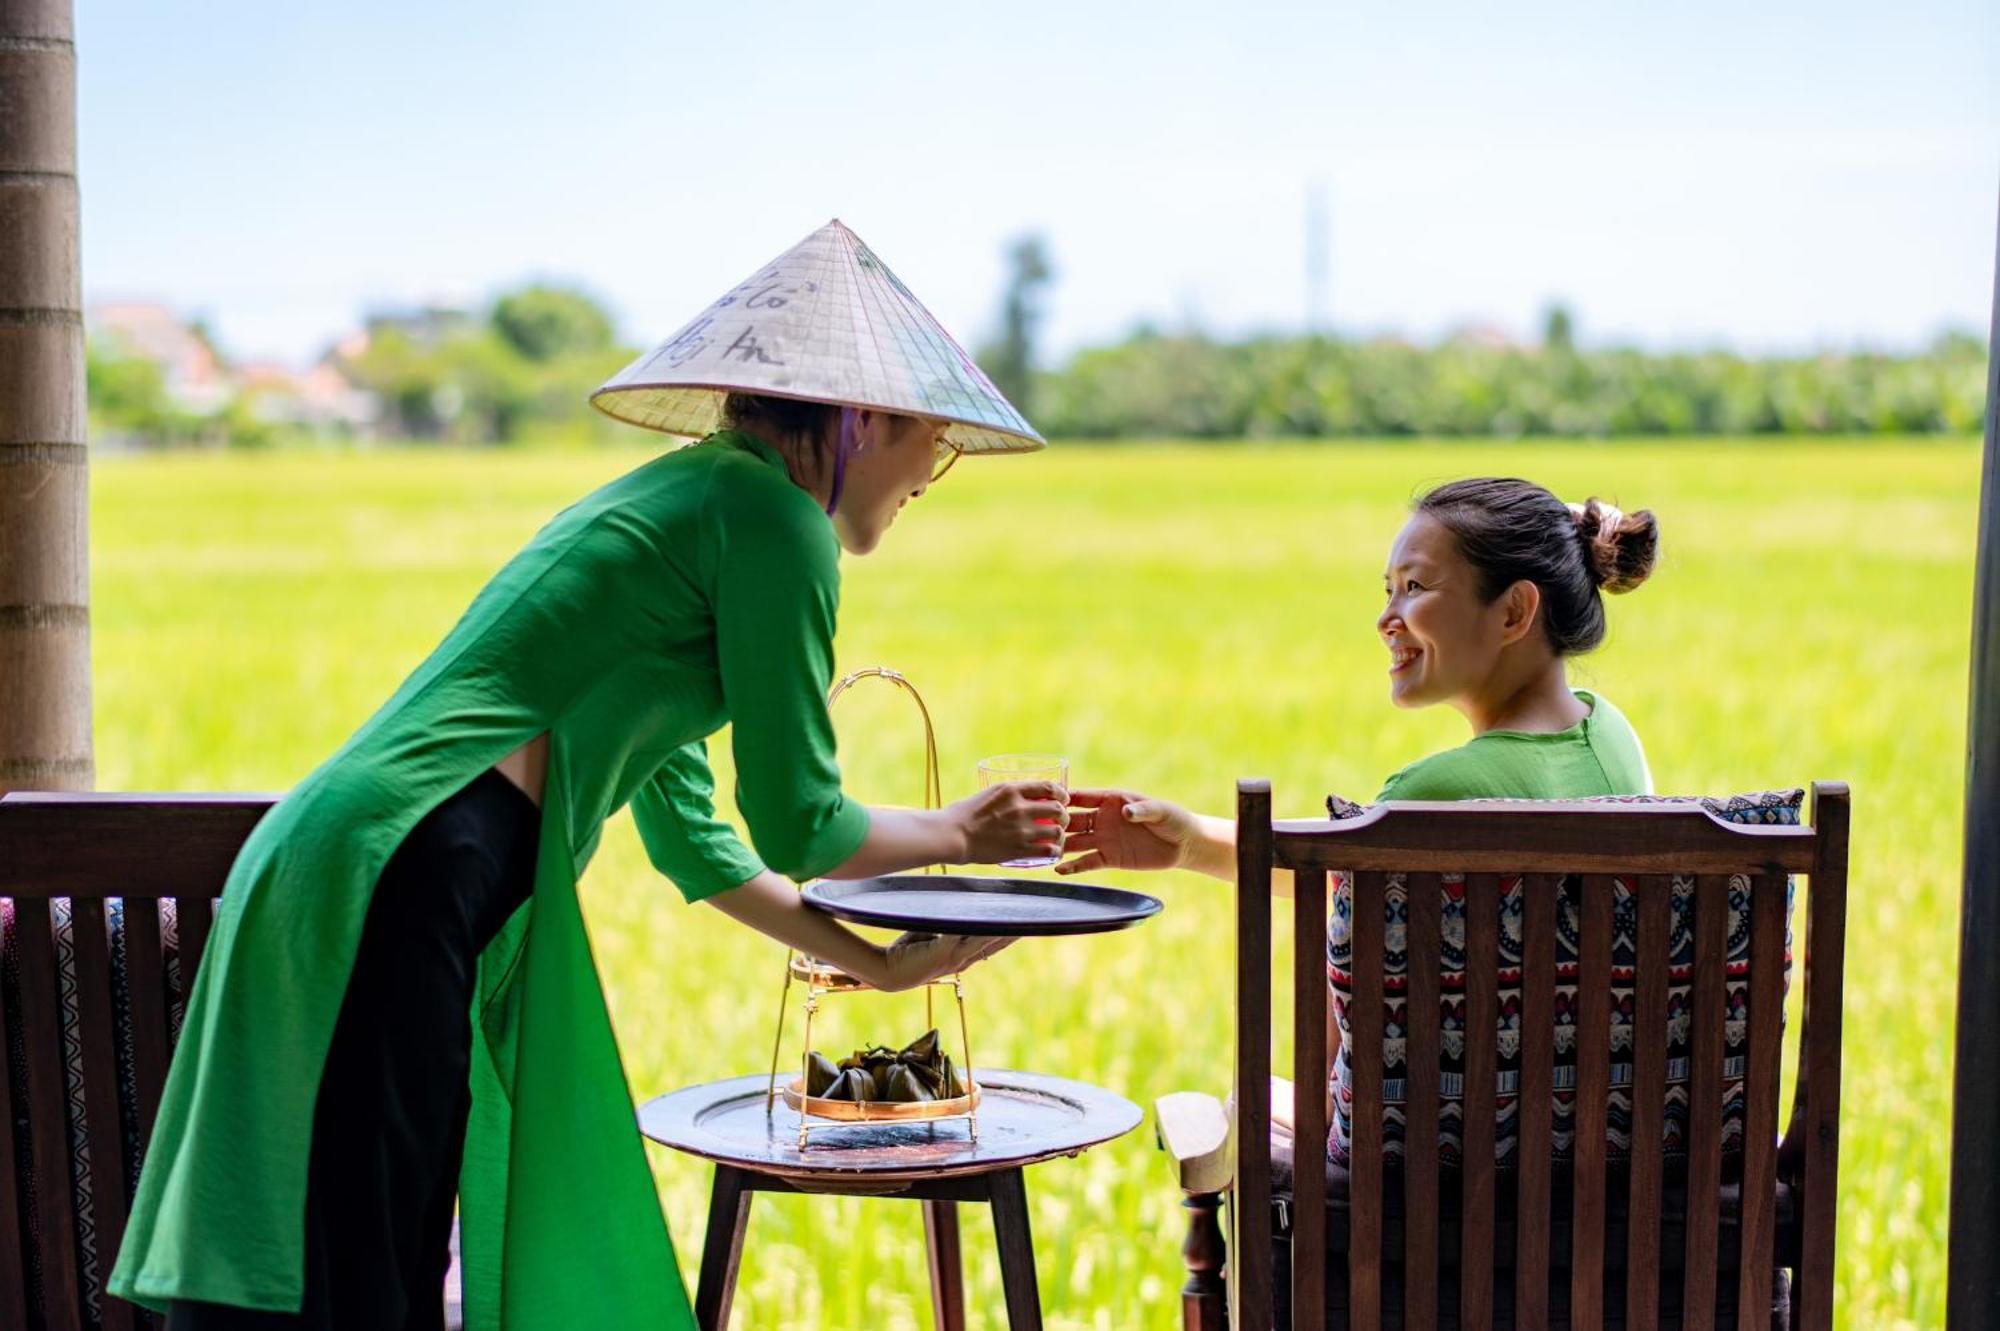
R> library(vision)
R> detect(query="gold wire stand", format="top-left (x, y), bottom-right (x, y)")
top-left (765, 667), bottom-right (979, 1147)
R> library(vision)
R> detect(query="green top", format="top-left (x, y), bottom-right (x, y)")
top-left (1374, 689), bottom-right (1653, 801)
top-left (111, 432), bottom-right (870, 1326)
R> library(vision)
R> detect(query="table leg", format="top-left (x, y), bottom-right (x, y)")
top-left (989, 1168), bottom-right (1043, 1330)
top-left (695, 1164), bottom-right (754, 1331)
top-left (923, 1199), bottom-right (967, 1331)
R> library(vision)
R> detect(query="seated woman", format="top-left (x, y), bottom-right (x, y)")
top-left (1059, 475), bottom-right (1659, 1163)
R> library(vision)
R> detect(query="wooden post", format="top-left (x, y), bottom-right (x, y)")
top-left (0, 0), bottom-right (91, 795)
top-left (1233, 779), bottom-right (1275, 1331)
top-left (1179, 1191), bottom-right (1227, 1331)
top-left (1948, 178), bottom-right (2000, 1328)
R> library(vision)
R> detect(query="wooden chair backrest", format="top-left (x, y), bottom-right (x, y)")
top-left (1232, 780), bottom-right (1849, 1331)
top-left (0, 793), bottom-right (273, 1331)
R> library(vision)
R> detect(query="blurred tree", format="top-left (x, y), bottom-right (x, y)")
top-left (441, 330), bottom-right (538, 443)
top-left (492, 284), bottom-right (616, 363)
top-left (978, 235), bottom-right (1054, 419)
top-left (344, 328), bottom-right (448, 439)
top-left (86, 342), bottom-right (170, 427)
top-left (1032, 327), bottom-right (1987, 441)
top-left (84, 276), bottom-right (1991, 448)
top-left (84, 342), bottom-right (231, 447)
top-left (1542, 303), bottom-right (1576, 356)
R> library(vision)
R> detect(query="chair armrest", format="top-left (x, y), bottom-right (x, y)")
top-left (1160, 1092), bottom-right (1233, 1331)
top-left (1156, 1091), bottom-right (1233, 1195)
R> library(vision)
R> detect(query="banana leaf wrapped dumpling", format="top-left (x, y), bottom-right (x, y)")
top-left (801, 1027), bottom-right (972, 1105)
top-left (805, 1051), bottom-right (841, 1097)
top-left (882, 1064), bottom-right (933, 1103)
top-left (903, 1029), bottom-right (940, 1064)
top-left (904, 1060), bottom-right (945, 1098)
top-left (823, 1067), bottom-right (875, 1102)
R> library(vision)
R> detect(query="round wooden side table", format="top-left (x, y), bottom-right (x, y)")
top-left (639, 1069), bottom-right (1143, 1330)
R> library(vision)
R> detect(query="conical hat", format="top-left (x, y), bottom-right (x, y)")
top-left (592, 220), bottom-right (1045, 455)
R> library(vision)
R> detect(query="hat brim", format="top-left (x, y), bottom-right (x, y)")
top-left (589, 381), bottom-right (1045, 455)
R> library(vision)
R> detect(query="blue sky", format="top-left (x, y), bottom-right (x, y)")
top-left (77, 0), bottom-right (1999, 367)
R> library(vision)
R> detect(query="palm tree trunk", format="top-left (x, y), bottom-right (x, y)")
top-left (0, 0), bottom-right (91, 794)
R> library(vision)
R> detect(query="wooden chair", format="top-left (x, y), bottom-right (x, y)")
top-left (0, 792), bottom-right (270, 1331)
top-left (1159, 781), bottom-right (1849, 1331)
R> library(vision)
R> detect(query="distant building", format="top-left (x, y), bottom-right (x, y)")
top-left (360, 304), bottom-right (476, 349)
top-left (88, 302), bottom-right (232, 413)
top-left (234, 358), bottom-right (379, 435)
top-left (1444, 323), bottom-right (1519, 352)
top-left (88, 302), bottom-right (379, 438)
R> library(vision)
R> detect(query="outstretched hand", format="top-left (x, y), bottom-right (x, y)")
top-left (702, 871), bottom-right (1017, 995)
top-left (878, 931), bottom-right (1016, 990)
top-left (1055, 788), bottom-right (1202, 876)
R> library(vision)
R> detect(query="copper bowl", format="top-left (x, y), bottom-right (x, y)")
top-left (782, 1077), bottom-right (981, 1122)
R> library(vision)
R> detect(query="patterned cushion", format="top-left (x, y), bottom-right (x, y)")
top-left (1322, 790), bottom-right (1803, 1168)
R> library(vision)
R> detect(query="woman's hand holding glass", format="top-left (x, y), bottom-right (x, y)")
top-left (951, 779), bottom-right (1069, 866)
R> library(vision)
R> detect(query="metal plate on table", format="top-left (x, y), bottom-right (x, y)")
top-left (638, 1070), bottom-right (1143, 1182)
top-left (802, 874), bottom-right (1162, 937)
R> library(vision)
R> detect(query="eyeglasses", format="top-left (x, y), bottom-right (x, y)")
top-left (930, 439), bottom-right (962, 484)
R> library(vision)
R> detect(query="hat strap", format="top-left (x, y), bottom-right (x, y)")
top-left (826, 408), bottom-right (857, 517)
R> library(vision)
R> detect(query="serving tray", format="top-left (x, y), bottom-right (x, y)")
top-left (802, 874), bottom-right (1162, 937)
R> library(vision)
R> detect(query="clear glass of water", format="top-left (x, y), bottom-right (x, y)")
top-left (977, 753), bottom-right (1068, 869)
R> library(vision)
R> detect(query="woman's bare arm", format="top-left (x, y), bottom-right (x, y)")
top-left (705, 870), bottom-right (1009, 991)
top-left (817, 782), bottom-right (1068, 880)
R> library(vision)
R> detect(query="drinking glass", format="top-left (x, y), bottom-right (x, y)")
top-left (977, 754), bottom-right (1068, 869)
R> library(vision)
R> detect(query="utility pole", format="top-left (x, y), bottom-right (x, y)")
top-left (0, 0), bottom-right (92, 795)
top-left (1304, 179), bottom-right (1330, 336)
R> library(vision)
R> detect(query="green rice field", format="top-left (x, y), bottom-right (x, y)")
top-left (90, 438), bottom-right (1979, 1328)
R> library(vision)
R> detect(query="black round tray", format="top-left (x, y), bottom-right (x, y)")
top-left (801, 874), bottom-right (1163, 937)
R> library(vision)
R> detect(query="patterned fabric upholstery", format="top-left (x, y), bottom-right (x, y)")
top-left (1, 899), bottom-right (190, 1329)
top-left (1323, 791), bottom-right (1802, 1168)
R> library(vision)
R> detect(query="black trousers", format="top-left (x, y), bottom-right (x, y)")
top-left (169, 768), bottom-right (540, 1331)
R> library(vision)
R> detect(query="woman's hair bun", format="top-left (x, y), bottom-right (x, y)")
top-left (1569, 498), bottom-right (1658, 595)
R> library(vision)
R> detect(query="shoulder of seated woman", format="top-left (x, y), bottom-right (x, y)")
top-left (1376, 746), bottom-right (1497, 801)
top-left (1385, 727), bottom-right (1590, 797)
